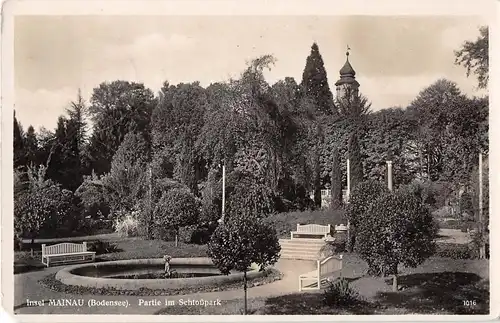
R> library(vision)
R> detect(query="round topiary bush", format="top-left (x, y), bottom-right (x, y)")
top-left (355, 189), bottom-right (439, 290)
top-left (153, 188), bottom-right (200, 245)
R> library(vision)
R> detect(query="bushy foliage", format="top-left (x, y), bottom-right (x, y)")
top-left (14, 166), bottom-right (79, 241)
top-left (330, 147), bottom-right (342, 209)
top-left (75, 171), bottom-right (110, 218)
top-left (153, 188), bottom-right (200, 241)
top-left (323, 277), bottom-right (359, 307)
top-left (355, 189), bottom-right (439, 277)
top-left (459, 192), bottom-right (474, 221)
top-left (348, 133), bottom-right (364, 189)
top-left (346, 180), bottom-right (388, 227)
top-left (101, 132), bottom-right (149, 215)
top-left (113, 210), bottom-right (141, 237)
top-left (318, 233), bottom-right (347, 258)
top-left (398, 181), bottom-right (437, 210)
top-left (226, 172), bottom-right (275, 219)
top-left (87, 240), bottom-right (120, 255)
top-left (435, 243), bottom-right (473, 260)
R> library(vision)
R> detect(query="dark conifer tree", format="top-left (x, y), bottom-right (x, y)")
top-left (348, 132), bottom-right (364, 189)
top-left (300, 43), bottom-right (336, 116)
top-left (24, 126), bottom-right (39, 167)
top-left (13, 112), bottom-right (26, 169)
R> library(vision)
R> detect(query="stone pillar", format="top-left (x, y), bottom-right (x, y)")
top-left (221, 162), bottom-right (226, 223)
top-left (347, 158), bottom-right (351, 199)
top-left (386, 161), bottom-right (393, 192)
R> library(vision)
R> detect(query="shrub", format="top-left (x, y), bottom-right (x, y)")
top-left (113, 211), bottom-right (140, 237)
top-left (179, 223), bottom-right (218, 245)
top-left (318, 233), bottom-right (347, 258)
top-left (345, 180), bottom-right (388, 251)
top-left (355, 189), bottom-right (439, 290)
top-left (153, 188), bottom-right (200, 245)
top-left (87, 240), bottom-right (120, 255)
top-left (323, 277), bottom-right (359, 306)
top-left (459, 192), bottom-right (474, 221)
top-left (14, 168), bottom-right (77, 242)
top-left (346, 180), bottom-right (389, 228)
top-left (435, 243), bottom-right (472, 259)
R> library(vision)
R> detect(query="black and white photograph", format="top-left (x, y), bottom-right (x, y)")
top-left (2, 0), bottom-right (497, 320)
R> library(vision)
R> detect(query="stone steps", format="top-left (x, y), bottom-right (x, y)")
top-left (279, 238), bottom-right (326, 261)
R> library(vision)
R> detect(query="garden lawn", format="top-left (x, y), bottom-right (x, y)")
top-left (157, 254), bottom-right (489, 315)
top-left (265, 209), bottom-right (345, 238)
top-left (14, 236), bottom-right (208, 274)
top-left (95, 237), bottom-right (208, 261)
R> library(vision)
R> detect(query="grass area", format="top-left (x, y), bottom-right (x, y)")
top-left (265, 209), bottom-right (345, 238)
top-left (14, 236), bottom-right (208, 274)
top-left (437, 218), bottom-right (476, 231)
top-left (156, 276), bottom-right (489, 315)
top-left (154, 252), bottom-right (489, 315)
top-left (38, 268), bottom-right (282, 296)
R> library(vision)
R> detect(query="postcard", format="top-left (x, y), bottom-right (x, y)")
top-left (2, 0), bottom-right (498, 322)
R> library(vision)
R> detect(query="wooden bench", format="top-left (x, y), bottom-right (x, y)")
top-left (334, 224), bottom-right (348, 233)
top-left (291, 224), bottom-right (331, 239)
top-left (41, 242), bottom-right (96, 267)
top-left (298, 255), bottom-right (343, 291)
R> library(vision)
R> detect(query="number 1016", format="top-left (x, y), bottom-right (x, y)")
top-left (463, 300), bottom-right (477, 306)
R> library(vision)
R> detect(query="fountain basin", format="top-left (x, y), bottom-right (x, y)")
top-left (55, 258), bottom-right (265, 291)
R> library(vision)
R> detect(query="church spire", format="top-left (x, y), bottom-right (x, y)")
top-left (335, 46), bottom-right (360, 99)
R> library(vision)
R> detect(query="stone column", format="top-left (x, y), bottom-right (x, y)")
top-left (386, 161), bottom-right (393, 192)
top-left (347, 158), bottom-right (351, 199)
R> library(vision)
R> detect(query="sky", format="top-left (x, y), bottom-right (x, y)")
top-left (14, 15), bottom-right (488, 131)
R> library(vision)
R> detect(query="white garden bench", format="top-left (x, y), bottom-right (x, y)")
top-left (41, 242), bottom-right (96, 267)
top-left (298, 255), bottom-right (343, 291)
top-left (290, 224), bottom-right (331, 239)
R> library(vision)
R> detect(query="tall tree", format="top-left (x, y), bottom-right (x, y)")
top-left (87, 81), bottom-right (156, 175)
top-left (24, 126), bottom-right (40, 168)
top-left (348, 132), bottom-right (363, 189)
top-left (151, 82), bottom-right (208, 194)
top-left (101, 132), bottom-right (149, 215)
top-left (301, 42), bottom-right (336, 116)
top-left (406, 79), bottom-right (469, 182)
top-left (336, 85), bottom-right (371, 126)
top-left (330, 146), bottom-right (342, 209)
top-left (14, 112), bottom-right (26, 169)
top-left (455, 26), bottom-right (489, 89)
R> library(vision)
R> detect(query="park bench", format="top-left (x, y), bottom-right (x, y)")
top-left (298, 255), bottom-right (343, 291)
top-left (334, 224), bottom-right (348, 233)
top-left (290, 224), bottom-right (331, 239)
top-left (41, 242), bottom-right (96, 267)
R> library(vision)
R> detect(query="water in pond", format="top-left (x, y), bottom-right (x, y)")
top-left (112, 272), bottom-right (221, 279)
top-left (72, 263), bottom-right (223, 279)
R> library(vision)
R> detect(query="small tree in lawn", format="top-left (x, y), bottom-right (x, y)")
top-left (355, 189), bottom-right (439, 291)
top-left (153, 188), bottom-right (200, 246)
top-left (208, 213), bottom-right (280, 315)
top-left (14, 165), bottom-right (73, 246)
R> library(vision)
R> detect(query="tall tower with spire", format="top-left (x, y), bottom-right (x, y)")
top-left (335, 46), bottom-right (360, 100)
